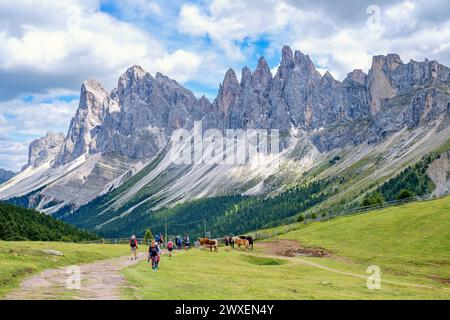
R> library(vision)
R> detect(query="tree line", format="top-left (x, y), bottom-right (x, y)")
top-left (0, 201), bottom-right (99, 241)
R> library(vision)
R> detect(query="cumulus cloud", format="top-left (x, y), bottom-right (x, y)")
top-left (0, 0), bottom-right (202, 101)
top-left (178, 0), bottom-right (292, 61)
top-left (0, 97), bottom-right (79, 170)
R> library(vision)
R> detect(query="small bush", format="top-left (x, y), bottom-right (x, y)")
top-left (397, 189), bottom-right (414, 200)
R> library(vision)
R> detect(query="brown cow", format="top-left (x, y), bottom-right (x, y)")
top-left (205, 239), bottom-right (218, 252)
top-left (198, 237), bottom-right (209, 250)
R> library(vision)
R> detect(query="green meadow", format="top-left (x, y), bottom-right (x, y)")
top-left (122, 196), bottom-right (450, 299)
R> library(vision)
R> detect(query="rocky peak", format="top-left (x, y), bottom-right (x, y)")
top-left (294, 50), bottom-right (319, 76)
top-left (223, 68), bottom-right (240, 89)
top-left (199, 95), bottom-right (212, 113)
top-left (276, 45), bottom-right (295, 80)
top-left (367, 54), bottom-right (399, 114)
top-left (321, 71), bottom-right (335, 81)
top-left (117, 65), bottom-right (151, 104)
top-left (28, 131), bottom-right (65, 168)
top-left (216, 68), bottom-right (241, 115)
top-left (344, 69), bottom-right (367, 86)
top-left (56, 80), bottom-right (109, 165)
top-left (240, 67), bottom-right (252, 88)
top-left (80, 79), bottom-right (108, 113)
top-left (252, 57), bottom-right (272, 90)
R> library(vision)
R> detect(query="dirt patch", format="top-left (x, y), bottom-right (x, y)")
top-left (428, 275), bottom-right (450, 285)
top-left (258, 240), bottom-right (331, 258)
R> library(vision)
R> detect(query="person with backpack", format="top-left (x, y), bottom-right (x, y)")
top-left (148, 240), bottom-right (160, 271)
top-left (167, 238), bottom-right (174, 257)
top-left (130, 235), bottom-right (138, 260)
top-left (184, 234), bottom-right (190, 250)
top-left (176, 235), bottom-right (182, 250)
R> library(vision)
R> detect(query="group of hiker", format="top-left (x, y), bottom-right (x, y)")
top-left (129, 234), bottom-right (191, 271)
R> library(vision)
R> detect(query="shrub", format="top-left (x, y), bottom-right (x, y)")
top-left (397, 189), bottom-right (414, 200)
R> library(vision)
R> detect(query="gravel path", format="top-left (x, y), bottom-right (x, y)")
top-left (5, 252), bottom-right (147, 300)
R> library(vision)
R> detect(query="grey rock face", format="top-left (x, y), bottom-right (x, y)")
top-left (28, 131), bottom-right (65, 167)
top-left (96, 66), bottom-right (203, 159)
top-left (24, 45), bottom-right (450, 169)
top-left (56, 80), bottom-right (109, 166)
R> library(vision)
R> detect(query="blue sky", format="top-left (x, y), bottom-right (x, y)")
top-left (1, 0), bottom-right (450, 171)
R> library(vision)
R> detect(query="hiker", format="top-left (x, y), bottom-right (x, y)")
top-left (159, 233), bottom-right (164, 247)
top-left (176, 235), bottom-right (182, 250)
top-left (148, 240), bottom-right (161, 271)
top-left (224, 236), bottom-right (230, 246)
top-left (130, 235), bottom-right (138, 260)
top-left (184, 234), bottom-right (190, 250)
top-left (167, 238), bottom-right (174, 257)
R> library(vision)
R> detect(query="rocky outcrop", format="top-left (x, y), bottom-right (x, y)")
top-left (56, 80), bottom-right (109, 166)
top-left (96, 66), bottom-right (203, 159)
top-left (28, 131), bottom-right (65, 167)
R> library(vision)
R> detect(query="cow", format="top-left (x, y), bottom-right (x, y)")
top-left (205, 239), bottom-right (218, 252)
top-left (198, 237), bottom-right (209, 250)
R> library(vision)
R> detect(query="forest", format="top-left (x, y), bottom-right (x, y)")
top-left (0, 202), bottom-right (99, 241)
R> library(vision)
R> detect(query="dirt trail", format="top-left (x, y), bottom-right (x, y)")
top-left (5, 252), bottom-right (148, 300)
top-left (256, 240), bottom-right (450, 292)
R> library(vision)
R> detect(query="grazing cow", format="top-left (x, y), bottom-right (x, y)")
top-left (204, 239), bottom-right (218, 252)
top-left (198, 237), bottom-right (209, 250)
top-left (235, 238), bottom-right (249, 250)
top-left (238, 236), bottom-right (254, 250)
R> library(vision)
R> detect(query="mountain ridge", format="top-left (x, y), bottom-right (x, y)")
top-left (1, 45), bottom-right (449, 235)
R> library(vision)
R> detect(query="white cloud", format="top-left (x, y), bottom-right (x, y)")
top-left (154, 49), bottom-right (203, 82)
top-left (178, 0), bottom-right (450, 81)
top-left (0, 0), bottom-right (203, 100)
top-left (0, 99), bottom-right (78, 137)
top-left (178, 0), bottom-right (292, 61)
top-left (0, 98), bottom-right (79, 170)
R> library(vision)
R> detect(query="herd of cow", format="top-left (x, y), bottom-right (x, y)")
top-left (197, 235), bottom-right (254, 252)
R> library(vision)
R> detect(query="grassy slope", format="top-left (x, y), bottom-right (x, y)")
top-left (278, 195), bottom-right (450, 284)
top-left (122, 196), bottom-right (450, 299)
top-left (0, 241), bottom-right (128, 297)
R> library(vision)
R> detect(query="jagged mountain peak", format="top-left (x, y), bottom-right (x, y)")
top-left (371, 53), bottom-right (403, 71)
top-left (3, 45), bottom-right (450, 219)
top-left (281, 45), bottom-right (294, 62)
top-left (252, 57), bottom-right (272, 89)
top-left (240, 66), bottom-right (252, 87)
top-left (344, 69), bottom-right (367, 86)
top-left (123, 65), bottom-right (148, 80)
top-left (81, 79), bottom-right (108, 94)
top-left (223, 68), bottom-right (239, 87)
top-left (28, 131), bottom-right (65, 167)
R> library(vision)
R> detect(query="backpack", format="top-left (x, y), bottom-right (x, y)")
top-left (130, 239), bottom-right (137, 247)
top-left (149, 245), bottom-right (159, 256)
top-left (167, 241), bottom-right (173, 249)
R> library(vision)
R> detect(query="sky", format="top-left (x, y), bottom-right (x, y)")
top-left (1, 0), bottom-right (450, 171)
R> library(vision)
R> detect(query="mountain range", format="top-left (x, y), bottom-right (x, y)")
top-left (1, 45), bottom-right (450, 236)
